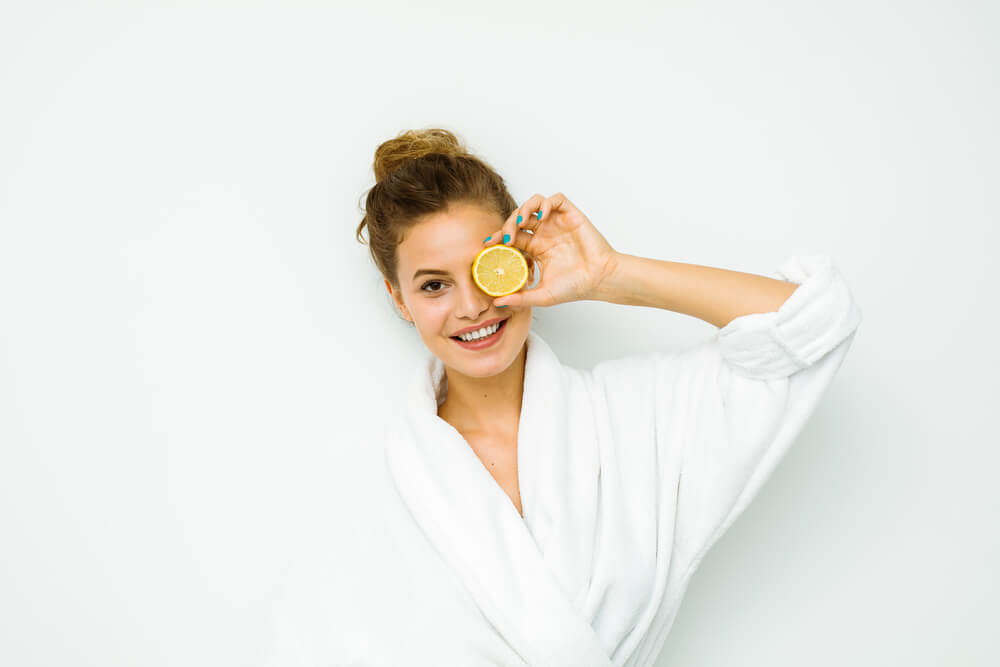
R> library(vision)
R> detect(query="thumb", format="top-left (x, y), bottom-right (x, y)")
top-left (494, 264), bottom-right (541, 308)
top-left (494, 294), bottom-right (520, 309)
top-left (494, 286), bottom-right (539, 309)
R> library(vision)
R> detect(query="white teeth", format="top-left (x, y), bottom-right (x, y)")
top-left (458, 321), bottom-right (501, 341)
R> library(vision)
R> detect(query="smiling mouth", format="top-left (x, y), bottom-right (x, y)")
top-left (450, 317), bottom-right (509, 341)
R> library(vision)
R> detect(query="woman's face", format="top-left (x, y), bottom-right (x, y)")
top-left (385, 201), bottom-right (533, 378)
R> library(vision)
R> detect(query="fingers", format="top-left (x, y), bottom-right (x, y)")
top-left (535, 192), bottom-right (573, 225)
top-left (503, 193), bottom-right (545, 244)
top-left (483, 228), bottom-right (535, 254)
top-left (484, 193), bottom-right (542, 248)
top-left (514, 192), bottom-right (576, 234)
top-left (485, 192), bottom-right (573, 249)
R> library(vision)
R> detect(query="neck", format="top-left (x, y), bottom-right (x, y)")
top-left (437, 341), bottom-right (527, 435)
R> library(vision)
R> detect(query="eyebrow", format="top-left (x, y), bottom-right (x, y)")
top-left (412, 268), bottom-right (453, 281)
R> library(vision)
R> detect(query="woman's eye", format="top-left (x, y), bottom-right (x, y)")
top-left (421, 280), bottom-right (445, 293)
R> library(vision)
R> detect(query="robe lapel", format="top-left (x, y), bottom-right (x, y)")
top-left (384, 332), bottom-right (613, 667)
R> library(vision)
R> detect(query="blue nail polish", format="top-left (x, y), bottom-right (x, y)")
top-left (516, 215), bottom-right (522, 224)
top-left (484, 236), bottom-right (491, 243)
top-left (503, 233), bottom-right (510, 244)
top-left (536, 210), bottom-right (542, 221)
top-left (498, 305), bottom-right (508, 308)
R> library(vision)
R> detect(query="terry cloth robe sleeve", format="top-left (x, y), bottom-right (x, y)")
top-left (673, 253), bottom-right (862, 568)
top-left (587, 254), bottom-right (862, 665)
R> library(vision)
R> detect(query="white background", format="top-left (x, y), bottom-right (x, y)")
top-left (1, 1), bottom-right (997, 665)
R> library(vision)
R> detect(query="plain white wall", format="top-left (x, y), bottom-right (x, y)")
top-left (1, 0), bottom-right (996, 665)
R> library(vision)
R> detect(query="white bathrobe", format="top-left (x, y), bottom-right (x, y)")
top-left (263, 255), bottom-right (863, 666)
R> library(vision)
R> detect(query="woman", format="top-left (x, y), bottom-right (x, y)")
top-left (264, 128), bottom-right (863, 666)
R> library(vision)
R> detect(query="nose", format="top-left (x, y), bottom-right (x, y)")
top-left (455, 278), bottom-right (494, 318)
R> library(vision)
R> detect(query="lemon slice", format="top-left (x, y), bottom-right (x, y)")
top-left (472, 244), bottom-right (529, 297)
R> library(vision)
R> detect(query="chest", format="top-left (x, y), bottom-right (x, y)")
top-left (461, 431), bottom-right (523, 518)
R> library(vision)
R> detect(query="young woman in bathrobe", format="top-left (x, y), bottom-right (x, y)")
top-left (263, 128), bottom-right (863, 666)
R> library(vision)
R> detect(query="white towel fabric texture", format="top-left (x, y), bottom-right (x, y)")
top-left (264, 254), bottom-right (863, 666)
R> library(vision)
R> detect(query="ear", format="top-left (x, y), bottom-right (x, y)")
top-left (384, 279), bottom-right (411, 322)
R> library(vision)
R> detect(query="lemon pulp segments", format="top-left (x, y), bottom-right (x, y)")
top-left (472, 245), bottom-right (528, 297)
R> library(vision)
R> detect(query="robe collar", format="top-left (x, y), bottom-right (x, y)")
top-left (384, 330), bottom-right (614, 666)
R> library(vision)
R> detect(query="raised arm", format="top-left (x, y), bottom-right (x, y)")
top-left (590, 252), bottom-right (800, 329)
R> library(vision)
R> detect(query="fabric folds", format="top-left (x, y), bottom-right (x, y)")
top-left (264, 255), bottom-right (863, 666)
top-left (717, 254), bottom-right (863, 380)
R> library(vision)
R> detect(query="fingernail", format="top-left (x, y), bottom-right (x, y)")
top-left (483, 236), bottom-right (491, 243)
top-left (536, 211), bottom-right (542, 221)
top-left (516, 215), bottom-right (523, 225)
top-left (503, 233), bottom-right (510, 244)
top-left (498, 305), bottom-right (508, 308)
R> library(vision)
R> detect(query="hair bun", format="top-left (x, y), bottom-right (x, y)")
top-left (373, 127), bottom-right (467, 183)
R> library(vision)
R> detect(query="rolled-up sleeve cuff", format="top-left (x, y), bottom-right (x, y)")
top-left (716, 255), bottom-right (863, 380)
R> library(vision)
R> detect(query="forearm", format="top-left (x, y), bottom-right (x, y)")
top-left (592, 252), bottom-right (800, 329)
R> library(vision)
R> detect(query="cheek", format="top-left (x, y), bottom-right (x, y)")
top-left (508, 310), bottom-right (528, 330)
top-left (418, 302), bottom-right (451, 331)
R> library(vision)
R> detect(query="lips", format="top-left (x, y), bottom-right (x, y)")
top-left (450, 317), bottom-right (509, 339)
top-left (450, 317), bottom-right (508, 340)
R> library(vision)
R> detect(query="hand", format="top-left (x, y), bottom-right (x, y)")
top-left (482, 193), bottom-right (620, 308)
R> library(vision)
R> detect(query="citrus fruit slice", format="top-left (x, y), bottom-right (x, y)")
top-left (472, 244), bottom-right (529, 297)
